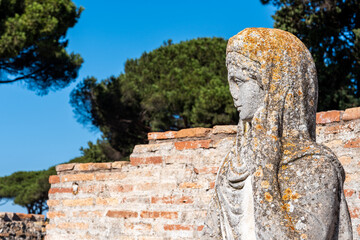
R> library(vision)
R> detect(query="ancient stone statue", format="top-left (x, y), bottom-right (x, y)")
top-left (201, 28), bottom-right (353, 240)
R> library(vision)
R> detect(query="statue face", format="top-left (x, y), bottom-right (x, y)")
top-left (226, 52), bottom-right (264, 122)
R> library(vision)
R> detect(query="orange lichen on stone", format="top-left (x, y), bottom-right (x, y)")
top-left (254, 166), bottom-right (263, 177)
top-left (281, 203), bottom-right (290, 212)
top-left (264, 192), bottom-right (273, 202)
top-left (261, 181), bottom-right (270, 189)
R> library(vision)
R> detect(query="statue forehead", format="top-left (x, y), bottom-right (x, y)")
top-left (226, 28), bottom-right (307, 67)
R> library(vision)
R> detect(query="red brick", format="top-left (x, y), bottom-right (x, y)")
top-left (193, 166), bottom-right (218, 174)
top-left (140, 211), bottom-right (178, 219)
top-left (47, 200), bottom-right (60, 207)
top-left (74, 162), bottom-right (111, 171)
top-left (212, 125), bottom-right (237, 134)
top-left (130, 156), bottom-right (163, 166)
top-left (56, 163), bottom-right (75, 172)
top-left (209, 181), bottom-right (215, 189)
top-left (344, 189), bottom-right (355, 197)
top-left (176, 128), bottom-right (212, 138)
top-left (344, 138), bottom-right (360, 148)
top-left (357, 224), bottom-right (360, 237)
top-left (316, 111), bottom-right (342, 124)
top-left (48, 188), bottom-right (72, 194)
top-left (72, 211), bottom-right (102, 218)
top-left (164, 224), bottom-right (192, 231)
top-left (49, 175), bottom-right (60, 184)
top-left (47, 211), bottom-right (65, 219)
top-left (57, 222), bottom-right (88, 230)
top-left (349, 207), bottom-right (360, 218)
top-left (96, 197), bottom-right (118, 206)
top-left (95, 172), bottom-right (127, 181)
top-left (63, 198), bottom-right (93, 207)
top-left (61, 173), bottom-right (94, 182)
top-left (174, 140), bottom-right (211, 150)
top-left (112, 161), bottom-right (129, 169)
top-left (343, 107), bottom-right (360, 121)
top-left (151, 196), bottom-right (194, 204)
top-left (106, 210), bottom-right (138, 218)
top-left (148, 131), bottom-right (177, 140)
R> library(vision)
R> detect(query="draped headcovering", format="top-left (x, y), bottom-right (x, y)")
top-left (202, 28), bottom-right (352, 240)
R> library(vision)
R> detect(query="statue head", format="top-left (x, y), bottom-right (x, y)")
top-left (226, 28), bottom-right (319, 164)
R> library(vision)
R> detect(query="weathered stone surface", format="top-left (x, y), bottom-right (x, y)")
top-left (0, 212), bottom-right (45, 239)
top-left (202, 28), bottom-right (353, 240)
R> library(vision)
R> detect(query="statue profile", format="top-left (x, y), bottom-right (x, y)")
top-left (202, 28), bottom-right (353, 240)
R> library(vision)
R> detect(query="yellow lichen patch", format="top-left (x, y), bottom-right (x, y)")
top-left (264, 192), bottom-right (273, 202)
top-left (265, 164), bottom-right (273, 170)
top-left (284, 188), bottom-right (292, 195)
top-left (282, 194), bottom-right (290, 201)
top-left (271, 135), bottom-right (278, 141)
top-left (281, 165), bottom-right (288, 170)
top-left (261, 181), bottom-right (270, 189)
top-left (290, 192), bottom-right (301, 200)
top-left (281, 203), bottom-right (290, 212)
top-left (254, 166), bottom-right (263, 177)
top-left (300, 233), bottom-right (308, 240)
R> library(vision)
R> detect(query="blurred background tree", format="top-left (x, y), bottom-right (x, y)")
top-left (0, 0), bottom-right (83, 94)
top-left (261, 0), bottom-right (360, 110)
top-left (70, 38), bottom-right (238, 159)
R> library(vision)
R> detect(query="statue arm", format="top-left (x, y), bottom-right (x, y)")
top-left (251, 156), bottom-right (341, 240)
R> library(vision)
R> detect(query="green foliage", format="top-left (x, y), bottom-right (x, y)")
top-left (261, 0), bottom-right (360, 110)
top-left (70, 38), bottom-right (238, 157)
top-left (0, 0), bottom-right (83, 94)
top-left (0, 167), bottom-right (55, 214)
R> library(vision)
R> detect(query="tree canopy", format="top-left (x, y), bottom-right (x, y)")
top-left (0, 0), bottom-right (83, 94)
top-left (0, 167), bottom-right (55, 214)
top-left (70, 38), bottom-right (238, 158)
top-left (261, 0), bottom-right (360, 110)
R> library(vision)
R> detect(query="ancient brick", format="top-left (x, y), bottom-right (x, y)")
top-left (343, 107), bottom-right (360, 121)
top-left (209, 181), bottom-right (215, 189)
top-left (47, 211), bottom-right (65, 219)
top-left (106, 210), bottom-right (138, 218)
top-left (163, 224), bottom-right (192, 231)
top-left (125, 222), bottom-right (152, 231)
top-left (48, 187), bottom-right (72, 194)
top-left (357, 224), bottom-right (360, 237)
top-left (176, 128), bottom-right (212, 138)
top-left (174, 139), bottom-right (212, 150)
top-left (72, 211), bottom-right (102, 218)
top-left (96, 197), bottom-right (118, 206)
top-left (62, 173), bottom-right (94, 182)
top-left (74, 162), bottom-right (111, 171)
top-left (57, 222), bottom-right (88, 230)
top-left (112, 184), bottom-right (134, 192)
top-left (316, 111), bottom-right (342, 124)
top-left (151, 196), bottom-right (194, 204)
top-left (49, 175), bottom-right (60, 184)
top-left (95, 172), bottom-right (127, 181)
top-left (179, 182), bottom-right (202, 189)
top-left (112, 161), bottom-right (129, 169)
top-left (47, 200), bottom-right (60, 207)
top-left (130, 156), bottom-right (163, 166)
top-left (193, 166), bottom-right (218, 174)
top-left (148, 131), bottom-right (177, 140)
top-left (212, 125), bottom-right (237, 134)
top-left (56, 163), bottom-right (75, 172)
top-left (63, 198), bottom-right (94, 207)
top-left (344, 138), bottom-right (360, 148)
top-left (132, 142), bottom-right (173, 153)
top-left (140, 211), bottom-right (178, 219)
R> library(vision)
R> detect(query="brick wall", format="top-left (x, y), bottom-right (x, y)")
top-left (0, 212), bottom-right (45, 239)
top-left (46, 107), bottom-right (360, 240)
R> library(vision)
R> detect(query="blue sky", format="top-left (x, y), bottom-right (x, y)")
top-left (0, 0), bottom-right (275, 212)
